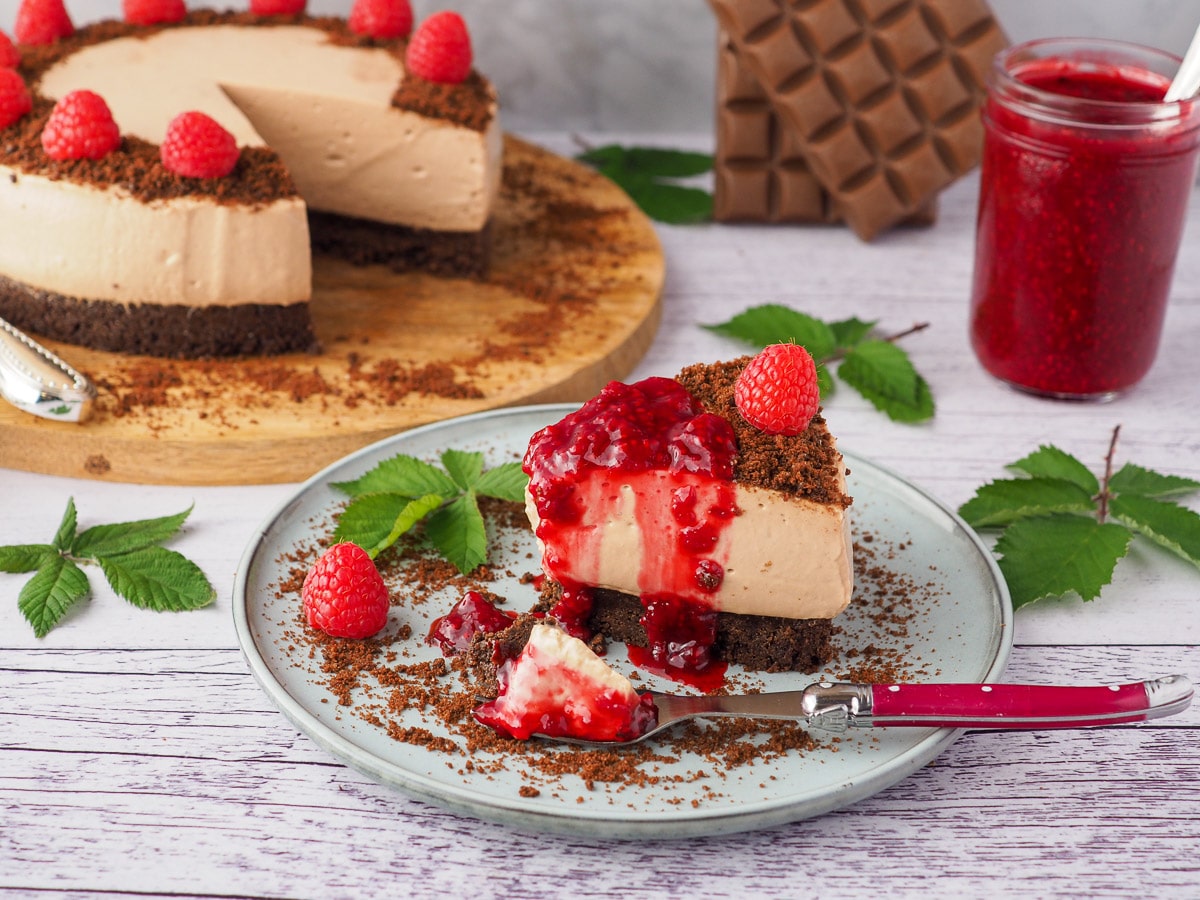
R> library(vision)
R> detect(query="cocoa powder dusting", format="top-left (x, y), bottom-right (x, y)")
top-left (270, 493), bottom-right (939, 808)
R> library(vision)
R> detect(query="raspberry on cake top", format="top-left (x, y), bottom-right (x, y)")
top-left (0, 1), bottom-right (502, 358)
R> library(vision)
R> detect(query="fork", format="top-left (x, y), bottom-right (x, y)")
top-left (535, 675), bottom-right (1194, 748)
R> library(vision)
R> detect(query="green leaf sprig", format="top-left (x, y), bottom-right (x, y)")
top-left (704, 303), bottom-right (933, 423)
top-left (574, 141), bottom-right (714, 224)
top-left (959, 426), bottom-right (1200, 610)
top-left (331, 450), bottom-right (528, 575)
top-left (0, 500), bottom-right (215, 638)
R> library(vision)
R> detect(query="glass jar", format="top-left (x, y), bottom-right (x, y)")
top-left (969, 38), bottom-right (1200, 399)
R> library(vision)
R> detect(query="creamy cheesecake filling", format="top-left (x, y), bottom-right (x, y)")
top-left (526, 474), bottom-right (853, 621)
top-left (473, 622), bottom-right (657, 742)
top-left (0, 167), bottom-right (310, 306)
top-left (35, 24), bottom-right (500, 232)
top-left (221, 81), bottom-right (502, 232)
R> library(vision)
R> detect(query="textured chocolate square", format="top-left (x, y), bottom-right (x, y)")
top-left (714, 32), bottom-right (836, 223)
top-left (708, 0), bottom-right (1006, 239)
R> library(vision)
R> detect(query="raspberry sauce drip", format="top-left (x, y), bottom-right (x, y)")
top-left (524, 377), bottom-right (739, 684)
top-left (426, 590), bottom-right (515, 656)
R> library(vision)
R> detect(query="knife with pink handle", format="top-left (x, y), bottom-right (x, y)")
top-left (535, 675), bottom-right (1194, 746)
top-left (836, 674), bottom-right (1193, 731)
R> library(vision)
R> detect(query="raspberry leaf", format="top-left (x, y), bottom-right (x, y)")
top-left (705, 305), bottom-right (931, 421)
top-left (829, 317), bottom-right (876, 350)
top-left (425, 493), bottom-right (487, 575)
top-left (53, 497), bottom-right (77, 551)
top-left (837, 340), bottom-right (934, 422)
top-left (576, 143), bottom-right (714, 224)
top-left (959, 478), bottom-right (1096, 529)
top-left (3, 500), bottom-right (213, 637)
top-left (703, 305), bottom-right (836, 360)
top-left (73, 506), bottom-right (192, 558)
top-left (815, 362), bottom-right (835, 399)
top-left (1109, 494), bottom-right (1200, 567)
top-left (474, 461), bottom-right (530, 503)
top-left (1109, 463), bottom-right (1200, 500)
top-left (334, 492), bottom-right (445, 558)
top-left (441, 449), bottom-right (484, 490)
top-left (0, 544), bottom-right (54, 573)
top-left (332, 454), bottom-right (457, 498)
top-left (962, 430), bottom-right (1200, 610)
top-left (577, 145), bottom-right (714, 179)
top-left (606, 174), bottom-right (713, 225)
top-left (18, 555), bottom-right (90, 638)
top-left (994, 515), bottom-right (1132, 610)
top-left (1007, 445), bottom-right (1099, 494)
top-left (331, 452), bottom-right (527, 570)
top-left (95, 547), bottom-right (215, 612)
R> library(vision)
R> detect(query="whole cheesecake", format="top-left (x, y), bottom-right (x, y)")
top-left (520, 355), bottom-right (855, 679)
top-left (0, 10), bottom-right (501, 358)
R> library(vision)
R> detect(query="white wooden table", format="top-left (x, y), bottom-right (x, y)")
top-left (3, 136), bottom-right (1199, 899)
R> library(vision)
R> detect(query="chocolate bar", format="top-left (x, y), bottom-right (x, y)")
top-left (714, 31), bottom-right (836, 223)
top-left (708, 0), bottom-right (1006, 240)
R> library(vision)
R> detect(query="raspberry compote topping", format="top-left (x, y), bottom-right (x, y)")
top-left (426, 590), bottom-right (516, 656)
top-left (523, 377), bottom-right (739, 684)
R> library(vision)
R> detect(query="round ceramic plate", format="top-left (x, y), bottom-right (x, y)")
top-left (233, 405), bottom-right (1013, 839)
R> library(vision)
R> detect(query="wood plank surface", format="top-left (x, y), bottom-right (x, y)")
top-left (3, 645), bottom-right (1195, 898)
top-left (0, 136), bottom-right (663, 486)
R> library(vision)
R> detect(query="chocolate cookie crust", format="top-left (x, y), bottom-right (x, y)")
top-left (0, 275), bottom-right (318, 359)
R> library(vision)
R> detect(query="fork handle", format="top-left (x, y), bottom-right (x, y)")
top-left (865, 675), bottom-right (1193, 730)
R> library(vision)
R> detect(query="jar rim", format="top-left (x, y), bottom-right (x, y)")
top-left (992, 37), bottom-right (1195, 129)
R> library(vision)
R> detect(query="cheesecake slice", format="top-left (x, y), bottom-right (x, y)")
top-left (521, 356), bottom-right (854, 678)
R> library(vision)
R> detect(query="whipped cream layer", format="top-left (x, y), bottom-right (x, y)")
top-left (0, 167), bottom-right (310, 306)
top-left (37, 24), bottom-right (501, 232)
top-left (527, 471), bottom-right (854, 621)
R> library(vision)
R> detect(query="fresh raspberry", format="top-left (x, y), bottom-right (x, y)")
top-left (122, 0), bottom-right (187, 26)
top-left (348, 0), bottom-right (412, 40)
top-left (41, 90), bottom-right (121, 161)
top-left (249, 0), bottom-right (306, 14)
top-left (159, 111), bottom-right (240, 178)
top-left (734, 343), bottom-right (822, 436)
top-left (0, 30), bottom-right (21, 69)
top-left (405, 11), bottom-right (472, 84)
top-left (0, 69), bottom-right (32, 129)
top-left (14, 0), bottom-right (74, 45)
top-left (301, 543), bottom-right (390, 640)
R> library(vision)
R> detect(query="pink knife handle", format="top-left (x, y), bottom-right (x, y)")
top-left (868, 676), bottom-right (1193, 730)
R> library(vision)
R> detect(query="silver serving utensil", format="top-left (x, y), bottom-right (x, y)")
top-left (0, 315), bottom-right (96, 423)
top-left (535, 675), bottom-right (1193, 748)
top-left (1165, 23), bottom-right (1200, 102)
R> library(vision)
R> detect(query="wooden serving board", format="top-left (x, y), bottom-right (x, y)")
top-left (0, 137), bottom-right (664, 485)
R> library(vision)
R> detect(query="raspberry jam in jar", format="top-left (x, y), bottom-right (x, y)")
top-left (969, 39), bottom-right (1200, 399)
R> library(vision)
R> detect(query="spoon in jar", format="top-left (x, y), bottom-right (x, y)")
top-left (1164, 24), bottom-right (1200, 102)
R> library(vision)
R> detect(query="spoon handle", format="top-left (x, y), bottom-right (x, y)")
top-left (866, 675), bottom-right (1193, 730)
top-left (1164, 23), bottom-right (1200, 102)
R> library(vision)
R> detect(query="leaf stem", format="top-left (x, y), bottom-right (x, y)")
top-left (1095, 424), bottom-right (1121, 523)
